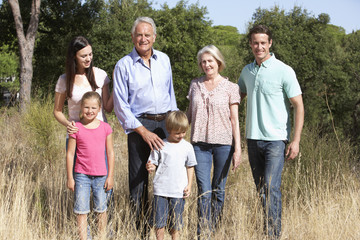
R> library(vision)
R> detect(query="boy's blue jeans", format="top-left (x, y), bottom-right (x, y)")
top-left (193, 142), bottom-right (233, 239)
top-left (247, 139), bottom-right (286, 238)
top-left (151, 195), bottom-right (185, 231)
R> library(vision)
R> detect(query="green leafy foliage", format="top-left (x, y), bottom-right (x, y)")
top-left (89, 0), bottom-right (153, 82)
top-left (32, 0), bottom-right (104, 95)
top-left (0, 45), bottom-right (18, 79)
top-left (341, 30), bottom-right (360, 145)
top-left (0, 44), bottom-right (19, 104)
top-left (153, 0), bottom-right (212, 110)
top-left (0, 0), bottom-right (31, 50)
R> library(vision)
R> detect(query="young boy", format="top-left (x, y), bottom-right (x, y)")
top-left (146, 111), bottom-right (197, 240)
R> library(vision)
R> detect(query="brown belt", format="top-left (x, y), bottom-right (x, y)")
top-left (140, 113), bottom-right (167, 122)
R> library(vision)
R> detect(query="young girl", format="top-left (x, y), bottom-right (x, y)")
top-left (146, 111), bottom-right (197, 240)
top-left (66, 91), bottom-right (115, 240)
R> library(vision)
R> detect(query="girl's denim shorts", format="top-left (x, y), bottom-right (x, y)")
top-left (74, 173), bottom-right (107, 214)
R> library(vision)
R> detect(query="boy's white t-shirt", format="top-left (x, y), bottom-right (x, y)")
top-left (148, 139), bottom-right (197, 198)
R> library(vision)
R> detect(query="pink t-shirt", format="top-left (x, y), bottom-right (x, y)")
top-left (187, 77), bottom-right (240, 145)
top-left (55, 67), bottom-right (110, 122)
top-left (70, 121), bottom-right (112, 176)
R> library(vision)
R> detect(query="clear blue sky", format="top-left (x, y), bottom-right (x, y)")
top-left (153, 0), bottom-right (360, 34)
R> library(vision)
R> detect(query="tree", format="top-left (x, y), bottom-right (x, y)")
top-left (154, 0), bottom-right (212, 110)
top-left (210, 25), bottom-right (245, 83)
top-left (8, 0), bottom-right (40, 112)
top-left (0, 44), bottom-right (19, 106)
top-left (33, 0), bottom-right (104, 96)
top-left (89, 0), bottom-right (152, 79)
top-left (342, 30), bottom-right (360, 146)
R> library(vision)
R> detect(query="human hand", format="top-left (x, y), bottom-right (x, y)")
top-left (67, 121), bottom-right (79, 135)
top-left (146, 160), bottom-right (156, 173)
top-left (104, 177), bottom-right (114, 191)
top-left (67, 178), bottom-right (75, 192)
top-left (183, 185), bottom-right (191, 198)
top-left (232, 150), bottom-right (242, 171)
top-left (140, 128), bottom-right (164, 151)
top-left (285, 141), bottom-right (300, 160)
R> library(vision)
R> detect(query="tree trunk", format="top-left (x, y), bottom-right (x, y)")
top-left (8, 0), bottom-right (41, 113)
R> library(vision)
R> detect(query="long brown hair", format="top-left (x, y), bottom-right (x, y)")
top-left (65, 36), bottom-right (98, 98)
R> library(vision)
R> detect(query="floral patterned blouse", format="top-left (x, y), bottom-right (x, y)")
top-left (187, 77), bottom-right (240, 145)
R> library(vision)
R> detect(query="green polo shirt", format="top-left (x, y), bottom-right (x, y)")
top-left (238, 53), bottom-right (302, 141)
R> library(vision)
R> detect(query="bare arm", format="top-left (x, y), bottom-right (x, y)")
top-left (102, 83), bottom-right (114, 113)
top-left (286, 94), bottom-right (304, 160)
top-left (66, 137), bottom-right (76, 191)
top-left (183, 166), bottom-right (194, 198)
top-left (230, 103), bottom-right (242, 171)
top-left (104, 133), bottom-right (115, 191)
top-left (53, 92), bottom-right (78, 134)
top-left (53, 92), bottom-right (70, 127)
top-left (146, 161), bottom-right (157, 173)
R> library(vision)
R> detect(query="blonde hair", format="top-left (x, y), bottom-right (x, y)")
top-left (165, 111), bottom-right (189, 133)
top-left (79, 91), bottom-right (101, 120)
top-left (197, 45), bottom-right (226, 73)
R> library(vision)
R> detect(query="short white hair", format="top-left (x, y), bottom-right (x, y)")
top-left (131, 16), bottom-right (157, 35)
top-left (197, 45), bottom-right (226, 72)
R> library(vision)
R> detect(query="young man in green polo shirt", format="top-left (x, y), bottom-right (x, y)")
top-left (238, 24), bottom-right (304, 238)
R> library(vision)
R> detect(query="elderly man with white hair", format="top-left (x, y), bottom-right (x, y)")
top-left (113, 16), bottom-right (177, 238)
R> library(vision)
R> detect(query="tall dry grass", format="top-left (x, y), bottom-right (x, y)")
top-left (1, 98), bottom-right (359, 239)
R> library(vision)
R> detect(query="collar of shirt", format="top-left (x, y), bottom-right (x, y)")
top-left (253, 52), bottom-right (275, 69)
top-left (130, 47), bottom-right (158, 66)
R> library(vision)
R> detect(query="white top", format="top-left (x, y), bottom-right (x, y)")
top-left (148, 139), bottom-right (197, 198)
top-left (55, 67), bottom-right (110, 122)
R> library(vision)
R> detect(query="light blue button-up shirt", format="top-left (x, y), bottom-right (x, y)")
top-left (113, 47), bottom-right (178, 134)
top-left (238, 53), bottom-right (302, 141)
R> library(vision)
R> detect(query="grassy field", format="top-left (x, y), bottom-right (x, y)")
top-left (1, 99), bottom-right (359, 239)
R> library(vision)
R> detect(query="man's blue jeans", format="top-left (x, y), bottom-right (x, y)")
top-left (193, 142), bottom-right (233, 239)
top-left (127, 117), bottom-right (167, 238)
top-left (247, 139), bottom-right (286, 238)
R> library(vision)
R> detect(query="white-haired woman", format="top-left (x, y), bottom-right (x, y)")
top-left (187, 45), bottom-right (242, 238)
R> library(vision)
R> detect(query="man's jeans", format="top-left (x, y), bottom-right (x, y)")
top-left (247, 139), bottom-right (286, 238)
top-left (193, 142), bottom-right (233, 239)
top-left (127, 117), bottom-right (167, 238)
